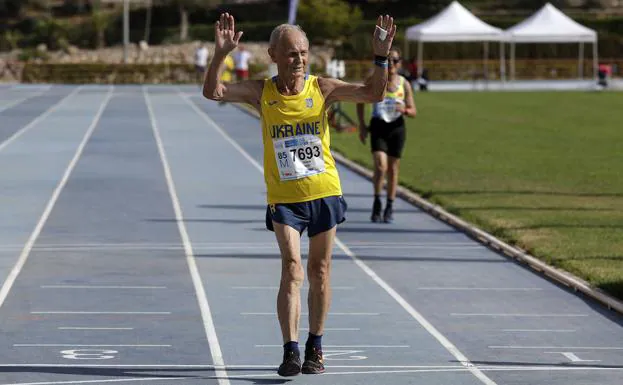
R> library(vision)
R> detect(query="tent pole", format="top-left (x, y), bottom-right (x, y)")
top-left (417, 40), bottom-right (423, 78)
top-left (500, 41), bottom-right (506, 85)
top-left (578, 42), bottom-right (584, 79)
top-left (593, 40), bottom-right (598, 82)
top-left (404, 38), bottom-right (409, 63)
top-left (483, 41), bottom-right (489, 89)
top-left (510, 41), bottom-right (515, 81)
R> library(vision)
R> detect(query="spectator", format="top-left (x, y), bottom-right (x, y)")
top-left (406, 56), bottom-right (418, 84)
top-left (194, 43), bottom-right (209, 85)
top-left (220, 54), bottom-right (235, 83)
top-left (233, 44), bottom-right (252, 80)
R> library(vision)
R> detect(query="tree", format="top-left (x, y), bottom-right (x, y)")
top-left (157, 0), bottom-right (221, 42)
top-left (91, 0), bottom-right (112, 48)
top-left (297, 0), bottom-right (363, 44)
top-left (0, 0), bottom-right (34, 17)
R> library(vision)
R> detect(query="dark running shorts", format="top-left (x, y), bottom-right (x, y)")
top-left (265, 195), bottom-right (348, 237)
top-left (369, 116), bottom-right (406, 158)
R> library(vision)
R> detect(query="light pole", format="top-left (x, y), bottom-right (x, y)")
top-left (123, 0), bottom-right (129, 63)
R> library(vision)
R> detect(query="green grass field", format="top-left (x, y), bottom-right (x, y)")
top-left (331, 91), bottom-right (623, 300)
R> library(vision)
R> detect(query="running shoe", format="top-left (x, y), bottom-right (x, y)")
top-left (301, 346), bottom-right (325, 374)
top-left (277, 350), bottom-right (301, 377)
top-left (371, 199), bottom-right (382, 222)
top-left (383, 205), bottom-right (394, 223)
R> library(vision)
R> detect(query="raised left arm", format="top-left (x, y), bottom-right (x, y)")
top-left (319, 15), bottom-right (396, 106)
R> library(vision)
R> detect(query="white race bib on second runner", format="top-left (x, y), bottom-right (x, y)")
top-left (377, 98), bottom-right (405, 123)
top-left (273, 134), bottom-right (325, 181)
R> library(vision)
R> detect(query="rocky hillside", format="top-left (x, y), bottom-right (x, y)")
top-left (0, 40), bottom-right (335, 83)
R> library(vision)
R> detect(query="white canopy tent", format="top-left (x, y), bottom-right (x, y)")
top-left (404, 1), bottom-right (507, 82)
top-left (504, 3), bottom-right (598, 81)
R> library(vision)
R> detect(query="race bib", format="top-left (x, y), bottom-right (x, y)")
top-left (273, 135), bottom-right (325, 181)
top-left (377, 98), bottom-right (404, 123)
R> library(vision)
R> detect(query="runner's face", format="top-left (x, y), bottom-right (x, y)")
top-left (388, 51), bottom-right (401, 75)
top-left (275, 31), bottom-right (309, 78)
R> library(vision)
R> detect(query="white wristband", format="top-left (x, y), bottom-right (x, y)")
top-left (377, 27), bottom-right (387, 41)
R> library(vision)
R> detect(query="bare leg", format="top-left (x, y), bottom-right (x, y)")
top-left (307, 227), bottom-right (336, 336)
top-left (386, 156), bottom-right (401, 200)
top-left (372, 151), bottom-right (388, 196)
top-left (273, 222), bottom-right (304, 344)
top-left (371, 151), bottom-right (387, 222)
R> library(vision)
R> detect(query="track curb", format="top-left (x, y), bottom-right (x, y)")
top-left (231, 102), bottom-right (623, 316)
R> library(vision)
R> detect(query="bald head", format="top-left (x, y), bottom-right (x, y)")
top-left (269, 24), bottom-right (309, 51)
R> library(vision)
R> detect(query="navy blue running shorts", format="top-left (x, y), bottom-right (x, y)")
top-left (265, 195), bottom-right (348, 237)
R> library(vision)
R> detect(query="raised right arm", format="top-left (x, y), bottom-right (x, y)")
top-left (202, 13), bottom-right (262, 109)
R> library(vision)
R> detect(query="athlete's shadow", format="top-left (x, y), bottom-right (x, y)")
top-left (0, 366), bottom-right (291, 384)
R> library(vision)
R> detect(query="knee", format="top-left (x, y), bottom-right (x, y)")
top-left (388, 160), bottom-right (400, 175)
top-left (374, 162), bottom-right (387, 175)
top-left (307, 259), bottom-right (330, 284)
top-left (282, 258), bottom-right (304, 287)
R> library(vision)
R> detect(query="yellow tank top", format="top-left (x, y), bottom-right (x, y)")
top-left (260, 75), bottom-right (342, 204)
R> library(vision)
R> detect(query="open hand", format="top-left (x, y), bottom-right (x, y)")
top-left (215, 13), bottom-right (243, 55)
top-left (372, 15), bottom-right (396, 57)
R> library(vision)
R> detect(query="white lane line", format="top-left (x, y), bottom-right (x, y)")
top-left (0, 86), bottom-right (111, 312)
top-left (0, 378), bottom-right (185, 385)
top-left (0, 364), bottom-right (457, 369)
top-left (145, 87), bottom-right (229, 385)
top-left (0, 363), bottom-right (620, 371)
top-left (417, 287), bottom-right (542, 291)
top-left (503, 329), bottom-right (575, 333)
top-left (228, 369), bottom-right (468, 378)
top-left (2, 241), bottom-right (475, 248)
top-left (0, 242), bottom-right (285, 251)
top-left (345, 241), bottom-right (475, 245)
top-left (31, 311), bottom-right (170, 315)
top-left (225, 365), bottom-right (623, 378)
top-left (256, 345), bottom-right (409, 348)
top-left (58, 327), bottom-right (134, 330)
top-left (241, 312), bottom-right (379, 316)
top-left (2, 365), bottom-right (622, 385)
top-left (31, 244), bottom-right (184, 251)
top-left (335, 239), bottom-right (499, 385)
top-left (41, 285), bottom-right (167, 289)
top-left (0, 86), bottom-right (83, 153)
top-left (184, 96), bottom-right (498, 385)
top-left (5, 366), bottom-right (623, 385)
top-left (348, 245), bottom-right (484, 250)
top-left (181, 94), bottom-right (261, 168)
top-left (0, 90), bottom-right (47, 113)
top-left (14, 344), bottom-right (170, 347)
top-left (452, 313), bottom-right (588, 317)
top-left (480, 366), bottom-right (623, 372)
top-left (232, 286), bottom-right (354, 290)
top-left (489, 346), bottom-right (623, 350)
top-left (307, 368), bottom-right (468, 376)
top-left (545, 352), bottom-right (600, 362)
top-left (9, 84), bottom-right (52, 91)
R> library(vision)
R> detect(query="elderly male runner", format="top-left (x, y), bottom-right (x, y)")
top-left (202, 12), bottom-right (396, 377)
